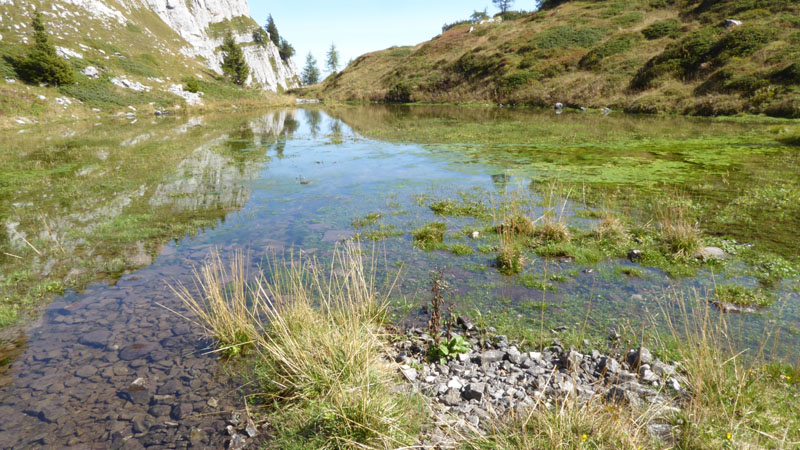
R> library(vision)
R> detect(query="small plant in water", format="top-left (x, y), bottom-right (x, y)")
top-left (412, 222), bottom-right (446, 251)
top-left (496, 240), bottom-right (524, 275)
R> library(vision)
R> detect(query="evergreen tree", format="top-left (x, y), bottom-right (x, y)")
top-left (220, 34), bottom-right (249, 85)
top-left (325, 43), bottom-right (340, 74)
top-left (16, 11), bottom-right (74, 85)
top-left (301, 52), bottom-right (320, 86)
top-left (265, 14), bottom-right (280, 47)
top-left (492, 0), bottom-right (515, 14)
top-left (278, 38), bottom-right (295, 61)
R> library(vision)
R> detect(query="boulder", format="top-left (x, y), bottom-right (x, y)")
top-left (81, 66), bottom-right (100, 78)
top-left (695, 246), bottom-right (726, 261)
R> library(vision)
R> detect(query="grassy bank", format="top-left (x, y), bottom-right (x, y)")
top-left (173, 243), bottom-right (426, 448)
top-left (316, 0), bottom-right (799, 118)
top-left (179, 243), bottom-right (800, 449)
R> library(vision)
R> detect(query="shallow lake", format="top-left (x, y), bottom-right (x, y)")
top-left (0, 106), bottom-right (798, 447)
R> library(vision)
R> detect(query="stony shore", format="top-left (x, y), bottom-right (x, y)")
top-left (387, 317), bottom-right (685, 447)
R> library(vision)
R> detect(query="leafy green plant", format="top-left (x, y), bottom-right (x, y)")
top-left (430, 335), bottom-right (471, 364)
top-left (642, 19), bottom-right (681, 40)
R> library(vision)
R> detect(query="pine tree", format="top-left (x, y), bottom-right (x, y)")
top-left (220, 34), bottom-right (249, 86)
top-left (325, 43), bottom-right (340, 75)
top-left (301, 52), bottom-right (320, 86)
top-left (265, 14), bottom-right (280, 47)
top-left (16, 11), bottom-right (75, 85)
top-left (278, 37), bottom-right (295, 61)
top-left (492, 0), bottom-right (515, 14)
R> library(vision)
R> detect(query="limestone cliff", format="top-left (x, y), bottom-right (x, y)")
top-left (0, 0), bottom-right (299, 92)
top-left (139, 0), bottom-right (299, 90)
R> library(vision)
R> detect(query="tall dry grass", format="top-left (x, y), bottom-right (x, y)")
top-left (174, 242), bottom-right (423, 448)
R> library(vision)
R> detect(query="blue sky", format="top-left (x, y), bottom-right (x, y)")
top-left (249, 1), bottom-right (528, 73)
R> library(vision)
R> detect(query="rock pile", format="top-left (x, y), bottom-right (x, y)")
top-left (389, 318), bottom-right (684, 443)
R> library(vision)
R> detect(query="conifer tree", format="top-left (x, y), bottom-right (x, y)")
top-left (220, 34), bottom-right (249, 85)
top-left (301, 52), bottom-right (320, 86)
top-left (265, 14), bottom-right (280, 47)
top-left (325, 43), bottom-right (340, 75)
top-left (279, 38), bottom-right (295, 61)
top-left (16, 11), bottom-right (74, 85)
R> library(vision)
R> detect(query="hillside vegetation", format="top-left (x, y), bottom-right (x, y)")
top-left (317, 0), bottom-right (800, 117)
top-left (0, 2), bottom-right (291, 127)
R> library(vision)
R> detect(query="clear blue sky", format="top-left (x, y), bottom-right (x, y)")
top-left (249, 1), bottom-right (532, 73)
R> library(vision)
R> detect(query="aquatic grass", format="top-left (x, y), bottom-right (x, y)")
top-left (593, 214), bottom-right (629, 241)
top-left (654, 292), bottom-right (800, 448)
top-left (496, 231), bottom-right (525, 276)
top-left (713, 284), bottom-right (774, 308)
top-left (412, 222), bottom-right (447, 251)
top-left (429, 196), bottom-right (488, 218)
top-left (176, 242), bottom-right (424, 448)
top-left (496, 214), bottom-right (536, 237)
top-left (351, 212), bottom-right (382, 229)
top-left (656, 201), bottom-right (702, 256)
top-left (170, 249), bottom-right (261, 355)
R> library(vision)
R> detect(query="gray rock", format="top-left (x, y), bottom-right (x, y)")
top-left (648, 423), bottom-right (675, 442)
top-left (400, 366), bottom-right (418, 382)
top-left (78, 329), bottom-right (111, 348)
top-left (479, 350), bottom-right (504, 364)
top-left (626, 347), bottom-right (653, 369)
top-left (599, 356), bottom-right (621, 374)
top-left (463, 382), bottom-right (485, 401)
top-left (245, 421), bottom-right (258, 438)
top-left (723, 19), bottom-right (742, 28)
top-left (695, 246), bottom-right (726, 260)
top-left (171, 403), bottom-right (193, 420)
top-left (441, 388), bottom-right (462, 406)
top-left (627, 249), bottom-right (643, 262)
top-left (228, 433), bottom-right (247, 450)
top-left (124, 378), bottom-right (151, 405)
top-left (119, 343), bottom-right (154, 361)
top-left (605, 386), bottom-right (641, 408)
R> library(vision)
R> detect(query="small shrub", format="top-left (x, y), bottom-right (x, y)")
top-left (594, 215), bottom-right (629, 240)
top-left (430, 335), bottom-right (471, 364)
top-left (496, 243), bottom-right (524, 275)
top-left (497, 215), bottom-right (535, 236)
top-left (530, 26), bottom-right (605, 50)
top-left (709, 25), bottom-right (777, 64)
top-left (412, 222), bottom-right (446, 251)
top-left (631, 27), bottom-right (719, 89)
top-left (184, 77), bottom-right (201, 93)
top-left (15, 11), bottom-right (75, 86)
top-left (385, 82), bottom-right (411, 103)
top-left (642, 19), bottom-right (681, 40)
top-left (580, 34), bottom-right (638, 69)
top-left (534, 221), bottom-right (571, 243)
top-left (770, 62), bottom-right (800, 85)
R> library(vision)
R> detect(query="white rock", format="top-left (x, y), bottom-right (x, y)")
top-left (55, 46), bottom-right (83, 59)
top-left (111, 76), bottom-right (151, 92)
top-left (81, 66), bottom-right (100, 78)
top-left (447, 378), bottom-right (463, 390)
top-left (167, 83), bottom-right (203, 106)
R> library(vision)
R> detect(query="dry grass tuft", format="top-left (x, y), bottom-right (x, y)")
top-left (594, 214), bottom-right (629, 240)
top-left (174, 242), bottom-right (423, 448)
top-left (656, 202), bottom-right (701, 255)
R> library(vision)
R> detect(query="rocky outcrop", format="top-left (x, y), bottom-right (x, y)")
top-left (139, 0), bottom-right (299, 90)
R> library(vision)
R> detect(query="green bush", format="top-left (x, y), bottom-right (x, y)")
top-left (385, 82), bottom-right (412, 103)
top-left (530, 26), bottom-right (605, 50)
top-left (612, 12), bottom-right (644, 27)
top-left (184, 78), bottom-right (201, 93)
top-left (709, 25), bottom-right (777, 63)
top-left (631, 27), bottom-right (719, 89)
top-left (642, 19), bottom-right (681, 40)
top-left (579, 33), bottom-right (638, 69)
top-left (500, 71), bottom-right (533, 91)
top-left (451, 51), bottom-right (508, 78)
top-left (771, 62), bottom-right (800, 85)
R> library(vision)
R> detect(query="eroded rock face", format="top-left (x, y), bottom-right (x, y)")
top-left (138, 0), bottom-right (300, 90)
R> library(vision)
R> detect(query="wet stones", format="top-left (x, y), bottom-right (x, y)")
top-left (123, 377), bottom-right (151, 406)
top-left (626, 347), bottom-right (653, 370)
top-left (118, 343), bottom-right (155, 361)
top-left (78, 329), bottom-right (111, 348)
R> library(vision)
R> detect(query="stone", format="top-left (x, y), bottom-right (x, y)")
top-left (724, 19), bottom-right (743, 28)
top-left (447, 377), bottom-right (463, 390)
top-left (228, 433), bottom-right (246, 450)
top-left (189, 427), bottom-right (208, 444)
top-left (245, 421), bottom-right (258, 438)
top-left (648, 423), bottom-right (675, 442)
top-left (441, 388), bottom-right (462, 406)
top-left (463, 382), bottom-right (485, 401)
top-left (156, 379), bottom-right (183, 395)
top-left (81, 66), bottom-right (100, 78)
top-left (400, 366), bottom-right (418, 382)
top-left (207, 397), bottom-right (219, 408)
top-left (626, 347), bottom-right (653, 369)
top-left (170, 402), bottom-right (193, 420)
top-left (457, 315), bottom-right (476, 332)
top-left (627, 249), bottom-right (643, 262)
top-left (605, 386), bottom-right (641, 408)
top-left (75, 364), bottom-right (98, 378)
top-left (479, 350), bottom-right (504, 364)
top-left (119, 343), bottom-right (154, 361)
top-left (599, 356), bottom-right (621, 375)
top-left (78, 329), bottom-right (111, 348)
top-left (124, 378), bottom-right (151, 405)
top-left (695, 246), bottom-right (726, 261)
top-left (555, 102), bottom-right (564, 110)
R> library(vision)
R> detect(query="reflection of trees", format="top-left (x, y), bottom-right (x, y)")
top-left (305, 110), bottom-right (322, 137)
top-left (328, 119), bottom-right (343, 145)
top-left (491, 173), bottom-right (510, 190)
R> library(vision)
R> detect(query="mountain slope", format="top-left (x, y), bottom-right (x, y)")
top-left (0, 0), bottom-right (299, 123)
top-left (318, 0), bottom-right (799, 117)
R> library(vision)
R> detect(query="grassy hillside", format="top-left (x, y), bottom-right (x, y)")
top-left (317, 0), bottom-right (800, 117)
top-left (0, 1), bottom-right (290, 127)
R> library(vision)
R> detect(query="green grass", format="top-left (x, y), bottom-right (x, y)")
top-left (412, 222), bottom-right (446, 251)
top-left (714, 285), bottom-right (774, 307)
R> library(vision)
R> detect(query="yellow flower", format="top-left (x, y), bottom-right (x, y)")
top-left (727, 432), bottom-right (732, 440)
top-left (581, 434), bottom-right (588, 442)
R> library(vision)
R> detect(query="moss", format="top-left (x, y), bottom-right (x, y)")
top-left (412, 222), bottom-right (447, 250)
top-left (429, 198), bottom-right (488, 218)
